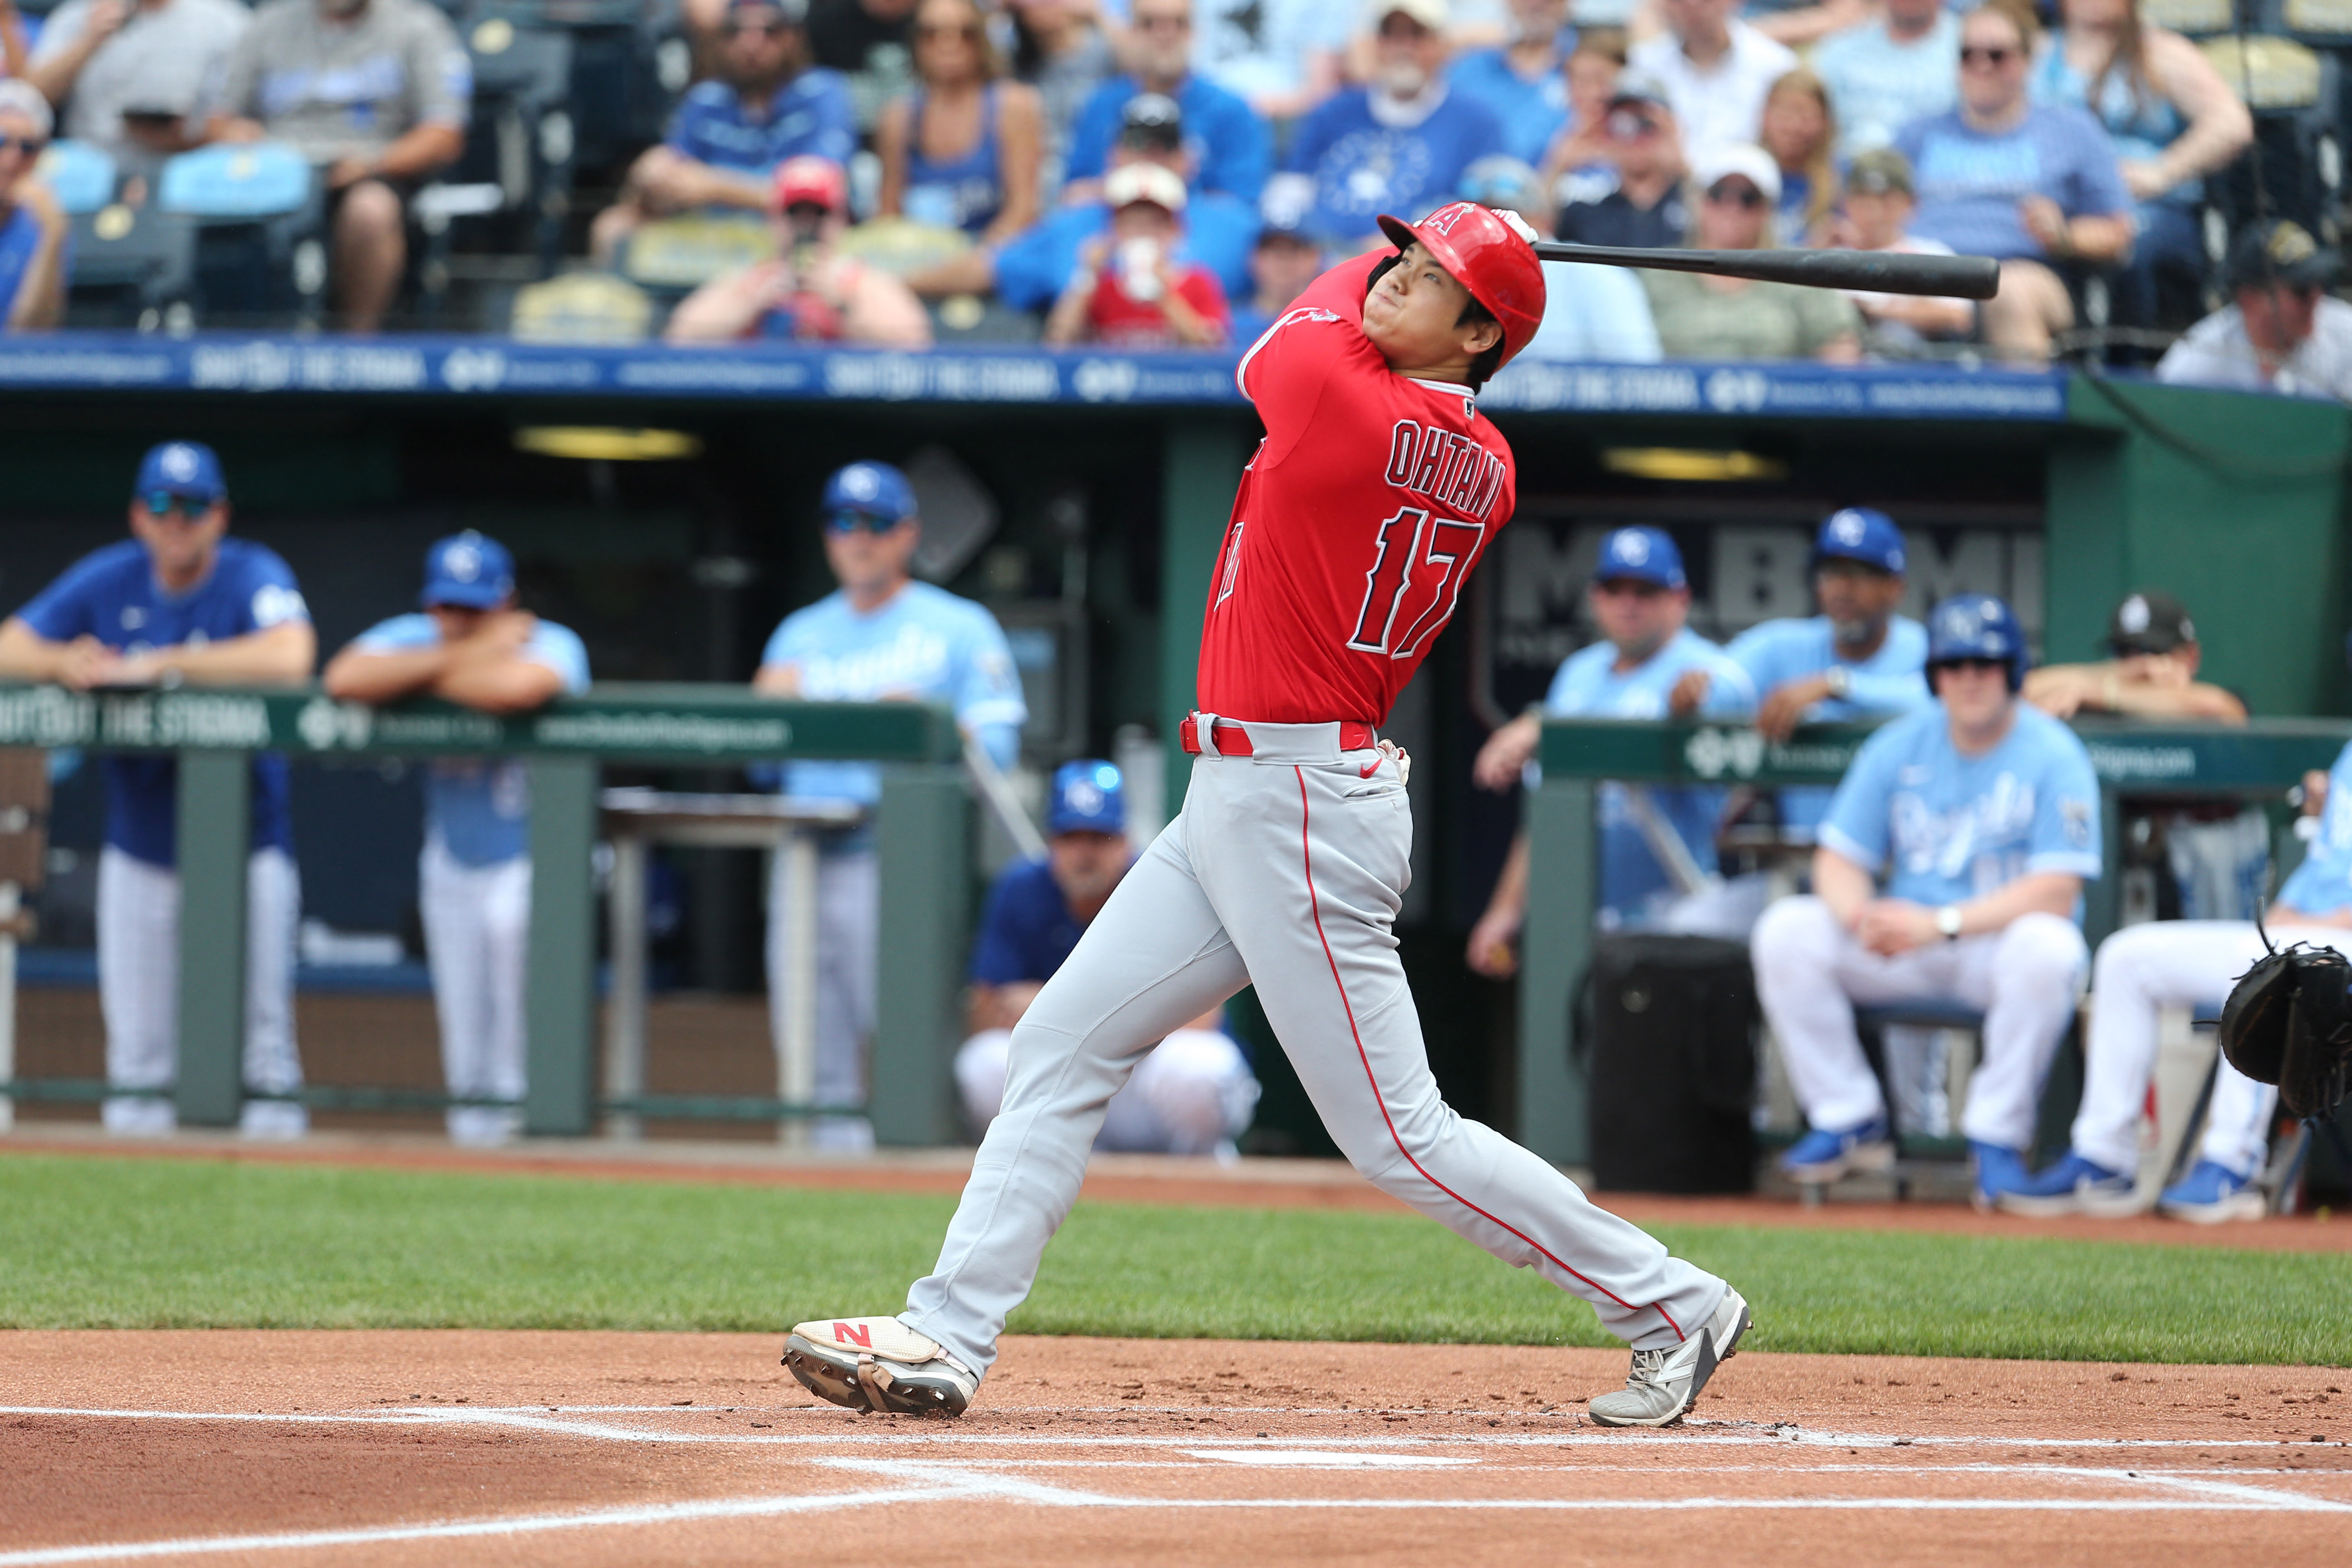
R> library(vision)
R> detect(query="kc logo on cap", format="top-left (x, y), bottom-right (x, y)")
top-left (161, 444), bottom-right (199, 482)
top-left (1615, 533), bottom-right (1650, 564)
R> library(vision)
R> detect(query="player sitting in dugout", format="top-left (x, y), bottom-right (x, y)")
top-left (1467, 525), bottom-right (1758, 977)
top-left (956, 760), bottom-right (1259, 1157)
top-left (1752, 594), bottom-right (2102, 1209)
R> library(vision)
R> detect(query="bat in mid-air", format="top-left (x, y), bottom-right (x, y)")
top-left (1529, 242), bottom-right (2001, 300)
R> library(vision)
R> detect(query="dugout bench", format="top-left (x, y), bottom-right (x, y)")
top-left (0, 682), bottom-right (975, 1144)
top-left (1518, 715), bottom-right (2352, 1168)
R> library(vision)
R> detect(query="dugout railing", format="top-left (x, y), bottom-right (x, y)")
top-left (1519, 715), bottom-right (2352, 1167)
top-left (0, 681), bottom-right (973, 1144)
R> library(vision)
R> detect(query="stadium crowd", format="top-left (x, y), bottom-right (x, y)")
top-left (0, 0), bottom-right (2345, 384)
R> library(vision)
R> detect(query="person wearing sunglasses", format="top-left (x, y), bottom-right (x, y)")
top-left (590, 0), bottom-right (855, 266)
top-left (0, 80), bottom-right (64, 332)
top-left (1550, 73), bottom-right (1686, 253)
top-left (1891, 0), bottom-right (2135, 361)
top-left (1641, 143), bottom-right (1860, 362)
top-left (751, 461), bottom-right (1026, 1152)
top-left (1752, 593), bottom-right (2101, 1210)
top-left (0, 441), bottom-right (316, 1139)
top-left (322, 534), bottom-right (588, 1148)
top-left (874, 0), bottom-right (1044, 244)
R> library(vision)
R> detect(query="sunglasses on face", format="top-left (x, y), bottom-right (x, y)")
top-left (826, 510), bottom-right (905, 535)
top-left (0, 134), bottom-right (44, 157)
top-left (722, 20), bottom-right (788, 39)
top-left (1134, 11), bottom-right (1189, 30)
top-left (1606, 109), bottom-right (1660, 138)
top-left (1960, 44), bottom-right (2015, 66)
top-left (140, 492), bottom-right (211, 520)
top-left (1933, 657), bottom-right (2007, 677)
top-left (1706, 181), bottom-right (1766, 208)
top-left (916, 20), bottom-right (981, 39)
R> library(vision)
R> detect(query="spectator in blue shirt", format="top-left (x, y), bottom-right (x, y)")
top-left (1893, 0), bottom-right (2134, 361)
top-left (955, 760), bottom-right (1259, 1156)
top-left (322, 533), bottom-right (591, 1147)
top-left (592, 0), bottom-right (856, 264)
top-left (1812, 0), bottom-right (1959, 160)
top-left (1272, 0), bottom-right (1507, 251)
top-left (0, 441), bottom-right (316, 1138)
top-left (906, 92), bottom-right (1259, 312)
top-left (1447, 0), bottom-right (1573, 167)
top-left (1062, 0), bottom-right (1270, 206)
top-left (0, 80), bottom-right (66, 330)
top-left (1225, 185), bottom-right (1323, 345)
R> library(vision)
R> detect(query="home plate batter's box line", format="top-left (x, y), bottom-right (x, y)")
top-left (2, 1457), bottom-right (2349, 1568)
top-left (1, 1406), bottom-right (2342, 1453)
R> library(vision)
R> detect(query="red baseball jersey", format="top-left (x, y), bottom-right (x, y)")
top-left (1196, 253), bottom-right (1517, 726)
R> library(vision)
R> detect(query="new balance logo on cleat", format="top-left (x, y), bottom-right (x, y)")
top-left (784, 1315), bottom-right (979, 1418)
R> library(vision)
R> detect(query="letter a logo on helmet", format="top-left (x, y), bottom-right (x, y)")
top-left (1373, 202), bottom-right (1548, 370)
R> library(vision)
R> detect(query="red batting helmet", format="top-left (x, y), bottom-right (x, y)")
top-left (1376, 202), bottom-right (1547, 369)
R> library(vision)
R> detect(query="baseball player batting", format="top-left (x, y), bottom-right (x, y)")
top-left (785, 202), bottom-right (1750, 1428)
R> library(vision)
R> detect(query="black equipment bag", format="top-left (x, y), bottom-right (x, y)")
top-left (1578, 933), bottom-right (1759, 1193)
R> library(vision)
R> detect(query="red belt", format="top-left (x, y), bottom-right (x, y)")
top-left (1179, 715), bottom-right (1378, 756)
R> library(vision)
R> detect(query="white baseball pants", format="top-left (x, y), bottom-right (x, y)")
top-left (1752, 895), bottom-right (2087, 1151)
top-left (97, 845), bottom-right (304, 1137)
top-left (903, 725), bottom-right (1728, 1377)
top-left (420, 841), bottom-right (530, 1146)
top-left (956, 1026), bottom-right (1260, 1156)
top-left (2072, 920), bottom-right (2293, 1179)
top-left (766, 841), bottom-right (876, 1151)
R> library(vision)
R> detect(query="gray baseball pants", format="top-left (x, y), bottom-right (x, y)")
top-left (903, 720), bottom-right (1728, 1377)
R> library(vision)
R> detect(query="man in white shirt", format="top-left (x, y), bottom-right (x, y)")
top-left (27, 0), bottom-right (250, 178)
top-left (1811, 0), bottom-right (1958, 160)
top-left (2158, 220), bottom-right (2352, 403)
top-left (1626, 0), bottom-right (1795, 170)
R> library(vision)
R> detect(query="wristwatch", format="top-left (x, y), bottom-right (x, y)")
top-left (1823, 666), bottom-right (1852, 701)
top-left (1935, 905), bottom-right (1963, 941)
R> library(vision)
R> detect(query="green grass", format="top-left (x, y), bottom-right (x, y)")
top-left (0, 1153), bottom-right (2345, 1365)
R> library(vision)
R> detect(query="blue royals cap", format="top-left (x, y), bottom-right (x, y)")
top-left (1592, 526), bottom-right (1686, 589)
top-left (1046, 759), bottom-right (1125, 837)
top-left (135, 441), bottom-right (226, 504)
top-left (1814, 507), bottom-right (1906, 575)
top-left (822, 461), bottom-right (918, 526)
top-left (420, 530), bottom-right (516, 610)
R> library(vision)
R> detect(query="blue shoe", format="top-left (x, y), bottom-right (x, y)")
top-left (1996, 1150), bottom-right (2136, 1218)
top-left (1969, 1141), bottom-right (2030, 1210)
top-left (2156, 1160), bottom-right (2267, 1225)
top-left (1780, 1117), bottom-right (1894, 1183)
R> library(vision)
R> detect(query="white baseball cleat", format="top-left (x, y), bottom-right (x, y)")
top-left (1587, 1285), bottom-right (1751, 1428)
top-left (783, 1316), bottom-right (978, 1417)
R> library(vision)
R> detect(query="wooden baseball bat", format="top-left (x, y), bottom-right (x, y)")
top-left (1529, 242), bottom-right (2001, 300)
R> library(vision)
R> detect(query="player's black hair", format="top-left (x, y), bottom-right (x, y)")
top-left (1365, 254), bottom-right (1508, 391)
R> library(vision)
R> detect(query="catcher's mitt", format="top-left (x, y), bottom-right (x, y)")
top-left (2218, 922), bottom-right (2352, 1120)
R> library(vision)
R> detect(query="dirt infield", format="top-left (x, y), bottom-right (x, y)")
top-left (3, 1331), bottom-right (2348, 1567)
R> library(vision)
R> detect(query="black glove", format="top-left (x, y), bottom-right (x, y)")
top-left (2218, 929), bottom-right (2352, 1120)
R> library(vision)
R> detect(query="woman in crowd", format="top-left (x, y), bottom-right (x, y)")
top-left (1536, 32), bottom-right (1628, 192)
top-left (1759, 68), bottom-right (1836, 247)
top-left (877, 0), bottom-right (1045, 243)
top-left (2031, 0), bottom-right (2250, 324)
top-left (1004, 0), bottom-right (1119, 176)
top-left (1641, 143), bottom-right (1861, 361)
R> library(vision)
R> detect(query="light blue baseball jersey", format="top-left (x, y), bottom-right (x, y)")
top-left (1818, 702), bottom-right (2102, 906)
top-left (1544, 628), bottom-right (1757, 926)
top-left (1728, 614), bottom-right (1934, 831)
top-left (351, 613), bottom-right (592, 866)
top-left (2278, 740), bottom-right (2352, 916)
top-left (14, 538), bottom-right (309, 867)
top-left (760, 582), bottom-right (1026, 807)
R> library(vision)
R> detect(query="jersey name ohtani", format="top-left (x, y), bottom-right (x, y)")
top-left (1385, 419), bottom-right (1509, 518)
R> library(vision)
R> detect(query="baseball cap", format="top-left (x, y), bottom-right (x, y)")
top-left (420, 530), bottom-right (516, 610)
top-left (1592, 526), bottom-right (1686, 590)
top-left (1117, 93), bottom-right (1184, 153)
top-left (1104, 161), bottom-right (1187, 214)
top-left (1371, 0), bottom-right (1450, 30)
top-left (134, 441), bottom-right (226, 504)
top-left (1606, 72), bottom-right (1672, 113)
top-left (726, 0), bottom-right (808, 24)
top-left (2231, 219), bottom-right (2340, 291)
top-left (1844, 147), bottom-right (1914, 199)
top-left (1694, 143), bottom-right (1781, 206)
top-left (772, 155), bottom-right (847, 215)
top-left (1813, 508), bottom-right (1906, 575)
top-left (2107, 590), bottom-right (2197, 655)
top-left (0, 79), bottom-right (54, 141)
top-left (822, 461), bottom-right (917, 526)
top-left (1046, 759), bottom-right (1125, 836)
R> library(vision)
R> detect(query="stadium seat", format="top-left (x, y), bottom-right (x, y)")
top-left (2143, 0), bottom-right (2236, 33)
top-left (2198, 36), bottom-right (2339, 241)
top-left (34, 140), bottom-right (118, 216)
top-left (508, 269), bottom-right (654, 342)
top-left (618, 213), bottom-right (774, 291)
top-left (156, 142), bottom-right (328, 328)
top-left (460, 0), bottom-right (682, 181)
top-left (64, 204), bottom-right (198, 331)
top-left (449, 17), bottom-right (577, 272)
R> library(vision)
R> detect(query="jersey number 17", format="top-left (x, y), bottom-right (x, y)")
top-left (1346, 507), bottom-right (1485, 658)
